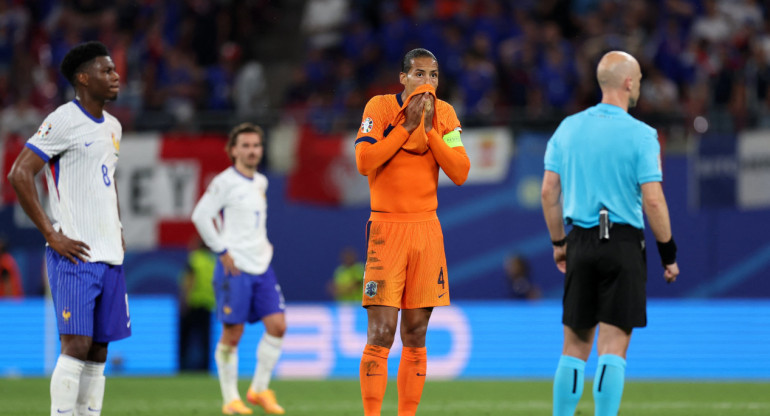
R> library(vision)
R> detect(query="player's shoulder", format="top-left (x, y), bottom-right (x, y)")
top-left (627, 115), bottom-right (657, 139)
top-left (365, 94), bottom-right (398, 111)
top-left (102, 110), bottom-right (122, 129)
top-left (435, 97), bottom-right (455, 112)
top-left (45, 101), bottom-right (78, 121)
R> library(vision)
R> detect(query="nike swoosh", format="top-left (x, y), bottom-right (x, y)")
top-left (366, 372), bottom-right (384, 376)
top-left (416, 373), bottom-right (426, 377)
top-left (127, 320), bottom-right (131, 328)
top-left (84, 141), bottom-right (95, 147)
top-left (88, 407), bottom-right (101, 412)
top-left (438, 292), bottom-right (447, 298)
top-left (57, 409), bottom-right (73, 414)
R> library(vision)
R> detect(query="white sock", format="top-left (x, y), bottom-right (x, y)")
top-left (76, 361), bottom-right (106, 416)
top-left (215, 343), bottom-right (240, 404)
top-left (51, 355), bottom-right (85, 416)
top-left (250, 333), bottom-right (283, 393)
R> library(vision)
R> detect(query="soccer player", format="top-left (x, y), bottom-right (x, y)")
top-left (191, 123), bottom-right (286, 415)
top-left (7, 41), bottom-right (128, 416)
top-left (354, 48), bottom-right (470, 416)
top-left (541, 51), bottom-right (680, 416)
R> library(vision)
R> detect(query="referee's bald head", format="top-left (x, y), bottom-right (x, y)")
top-left (596, 51), bottom-right (639, 90)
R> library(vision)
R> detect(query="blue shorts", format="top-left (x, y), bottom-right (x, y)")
top-left (46, 247), bottom-right (132, 343)
top-left (213, 262), bottom-right (285, 324)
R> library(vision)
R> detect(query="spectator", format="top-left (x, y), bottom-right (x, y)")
top-left (179, 237), bottom-right (216, 372)
top-left (328, 246), bottom-right (365, 302)
top-left (0, 238), bottom-right (23, 298)
top-left (504, 255), bottom-right (540, 300)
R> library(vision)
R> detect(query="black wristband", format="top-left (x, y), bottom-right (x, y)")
top-left (656, 237), bottom-right (677, 266)
top-left (552, 237), bottom-right (567, 247)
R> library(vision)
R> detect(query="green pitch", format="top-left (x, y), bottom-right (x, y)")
top-left (3, 376), bottom-right (769, 415)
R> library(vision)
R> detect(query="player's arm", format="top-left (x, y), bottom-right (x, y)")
top-left (7, 147), bottom-right (91, 263)
top-left (541, 169), bottom-right (566, 273)
top-left (426, 104), bottom-right (470, 185)
top-left (191, 181), bottom-right (240, 275)
top-left (355, 96), bottom-right (423, 175)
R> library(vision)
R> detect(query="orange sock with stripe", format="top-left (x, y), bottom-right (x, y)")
top-left (397, 346), bottom-right (427, 416)
top-left (360, 344), bottom-right (390, 416)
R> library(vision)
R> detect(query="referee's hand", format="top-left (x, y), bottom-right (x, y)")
top-left (553, 246), bottom-right (566, 274)
top-left (663, 262), bottom-right (679, 284)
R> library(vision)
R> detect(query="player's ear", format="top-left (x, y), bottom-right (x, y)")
top-left (399, 72), bottom-right (407, 86)
top-left (76, 71), bottom-right (89, 88)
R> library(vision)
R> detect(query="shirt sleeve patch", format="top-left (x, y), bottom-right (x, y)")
top-left (360, 117), bottom-right (374, 133)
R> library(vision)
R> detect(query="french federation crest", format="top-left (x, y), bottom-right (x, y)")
top-left (365, 281), bottom-right (377, 298)
top-left (360, 117), bottom-right (373, 133)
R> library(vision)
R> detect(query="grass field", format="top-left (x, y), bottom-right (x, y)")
top-left (3, 375), bottom-right (769, 415)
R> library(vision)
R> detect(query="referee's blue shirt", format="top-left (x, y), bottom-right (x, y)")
top-left (544, 103), bottom-right (662, 229)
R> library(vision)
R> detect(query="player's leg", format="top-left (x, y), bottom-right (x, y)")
top-left (246, 268), bottom-right (287, 414)
top-left (593, 323), bottom-right (632, 416)
top-left (78, 263), bottom-right (131, 416)
top-left (213, 261), bottom-right (252, 415)
top-left (397, 307), bottom-right (432, 416)
top-left (397, 219), bottom-right (446, 416)
top-left (554, 228), bottom-right (599, 416)
top-left (554, 325), bottom-right (595, 416)
top-left (360, 219), bottom-right (408, 416)
top-left (47, 248), bottom-right (101, 416)
top-left (362, 305), bottom-right (398, 416)
top-left (592, 229), bottom-right (646, 416)
top-left (76, 342), bottom-right (108, 416)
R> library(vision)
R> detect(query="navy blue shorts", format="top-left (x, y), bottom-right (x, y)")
top-left (46, 247), bottom-right (132, 343)
top-left (213, 262), bottom-right (285, 324)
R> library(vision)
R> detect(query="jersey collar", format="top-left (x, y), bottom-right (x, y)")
top-left (72, 99), bottom-right (105, 124)
top-left (595, 103), bottom-right (626, 114)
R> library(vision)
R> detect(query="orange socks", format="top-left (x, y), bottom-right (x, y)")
top-left (360, 344), bottom-right (390, 416)
top-left (397, 346), bottom-right (427, 416)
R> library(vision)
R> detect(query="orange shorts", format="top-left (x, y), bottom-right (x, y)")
top-left (362, 211), bottom-right (449, 309)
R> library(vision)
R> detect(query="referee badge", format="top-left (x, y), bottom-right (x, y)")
top-left (364, 281), bottom-right (377, 298)
top-left (360, 117), bottom-right (373, 133)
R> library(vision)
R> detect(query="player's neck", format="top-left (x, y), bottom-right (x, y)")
top-left (233, 163), bottom-right (256, 179)
top-left (75, 94), bottom-right (106, 119)
top-left (599, 89), bottom-right (629, 112)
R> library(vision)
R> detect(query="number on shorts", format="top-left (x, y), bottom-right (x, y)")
top-left (437, 268), bottom-right (445, 289)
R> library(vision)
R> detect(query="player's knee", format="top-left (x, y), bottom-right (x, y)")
top-left (400, 324), bottom-right (428, 346)
top-left (368, 323), bottom-right (396, 348)
top-left (61, 337), bottom-right (93, 361)
top-left (266, 322), bottom-right (287, 338)
top-left (87, 342), bottom-right (109, 362)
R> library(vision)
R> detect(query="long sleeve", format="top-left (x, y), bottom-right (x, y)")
top-left (355, 125), bottom-right (410, 175)
top-left (191, 181), bottom-right (227, 254)
top-left (427, 129), bottom-right (470, 185)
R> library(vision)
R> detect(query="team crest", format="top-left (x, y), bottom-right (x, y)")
top-left (111, 133), bottom-right (120, 154)
top-left (365, 281), bottom-right (377, 298)
top-left (360, 117), bottom-right (373, 133)
top-left (62, 308), bottom-right (72, 322)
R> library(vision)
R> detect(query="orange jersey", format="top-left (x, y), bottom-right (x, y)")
top-left (354, 93), bottom-right (470, 214)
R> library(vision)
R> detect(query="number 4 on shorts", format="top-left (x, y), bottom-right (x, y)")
top-left (437, 268), bottom-right (444, 289)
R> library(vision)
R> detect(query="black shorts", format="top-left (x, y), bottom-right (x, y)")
top-left (562, 224), bottom-right (647, 329)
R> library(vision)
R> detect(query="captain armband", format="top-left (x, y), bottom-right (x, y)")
top-left (442, 129), bottom-right (464, 148)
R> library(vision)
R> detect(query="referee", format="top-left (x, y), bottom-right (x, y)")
top-left (541, 51), bottom-right (679, 416)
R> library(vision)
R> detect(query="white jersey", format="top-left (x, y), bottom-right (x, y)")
top-left (26, 100), bottom-right (124, 265)
top-left (191, 167), bottom-right (273, 275)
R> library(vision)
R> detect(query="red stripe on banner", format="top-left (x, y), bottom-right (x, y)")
top-left (158, 133), bottom-right (231, 246)
top-left (286, 125), bottom-right (345, 205)
top-left (1, 135), bottom-right (26, 205)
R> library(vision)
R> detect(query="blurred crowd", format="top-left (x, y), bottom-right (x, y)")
top-left (294, 0), bottom-right (770, 132)
top-left (2, 0), bottom-right (770, 138)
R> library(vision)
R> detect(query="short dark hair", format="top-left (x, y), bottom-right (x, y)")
top-left (401, 48), bottom-right (438, 73)
top-left (60, 41), bottom-right (110, 86)
top-left (226, 122), bottom-right (264, 162)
